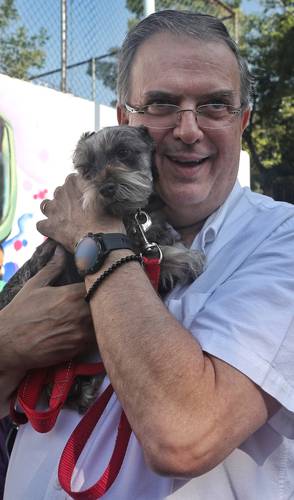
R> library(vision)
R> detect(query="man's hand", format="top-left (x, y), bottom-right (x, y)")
top-left (0, 245), bottom-right (96, 371)
top-left (37, 174), bottom-right (125, 252)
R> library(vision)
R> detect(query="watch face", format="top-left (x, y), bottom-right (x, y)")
top-left (75, 236), bottom-right (102, 274)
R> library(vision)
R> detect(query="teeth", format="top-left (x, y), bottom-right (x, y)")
top-left (184, 159), bottom-right (204, 164)
top-left (166, 154), bottom-right (210, 166)
top-left (172, 157), bottom-right (207, 165)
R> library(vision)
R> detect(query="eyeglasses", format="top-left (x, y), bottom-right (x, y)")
top-left (125, 102), bottom-right (243, 130)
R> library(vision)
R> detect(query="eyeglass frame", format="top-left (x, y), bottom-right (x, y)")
top-left (124, 102), bottom-right (244, 130)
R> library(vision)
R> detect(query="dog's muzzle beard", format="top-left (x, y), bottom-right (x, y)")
top-left (81, 165), bottom-right (154, 217)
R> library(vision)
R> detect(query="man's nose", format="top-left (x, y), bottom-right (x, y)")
top-left (173, 109), bottom-right (204, 144)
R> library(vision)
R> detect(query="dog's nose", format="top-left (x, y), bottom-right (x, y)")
top-left (99, 182), bottom-right (117, 198)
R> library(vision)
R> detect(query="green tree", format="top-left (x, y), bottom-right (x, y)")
top-left (0, 0), bottom-right (48, 79)
top-left (89, 49), bottom-right (120, 106)
top-left (241, 0), bottom-right (294, 201)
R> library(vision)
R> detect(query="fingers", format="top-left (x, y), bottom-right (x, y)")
top-left (36, 218), bottom-right (49, 238)
top-left (39, 198), bottom-right (52, 237)
top-left (26, 245), bottom-right (67, 289)
top-left (37, 173), bottom-right (99, 251)
top-left (40, 174), bottom-right (80, 211)
top-left (62, 173), bottom-right (82, 194)
top-left (38, 196), bottom-right (54, 237)
top-left (40, 198), bottom-right (51, 215)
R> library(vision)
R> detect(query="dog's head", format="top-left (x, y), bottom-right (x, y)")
top-left (73, 125), bottom-right (155, 179)
top-left (73, 125), bottom-right (157, 215)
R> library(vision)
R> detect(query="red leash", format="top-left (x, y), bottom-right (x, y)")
top-left (10, 362), bottom-right (105, 432)
top-left (58, 385), bottom-right (131, 499)
top-left (10, 256), bottom-right (161, 499)
top-left (142, 256), bottom-right (161, 290)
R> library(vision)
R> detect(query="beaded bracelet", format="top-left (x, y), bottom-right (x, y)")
top-left (84, 254), bottom-right (143, 303)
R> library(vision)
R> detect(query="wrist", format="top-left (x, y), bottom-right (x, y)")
top-left (84, 249), bottom-right (137, 285)
top-left (74, 222), bottom-right (126, 250)
top-left (84, 252), bottom-right (142, 303)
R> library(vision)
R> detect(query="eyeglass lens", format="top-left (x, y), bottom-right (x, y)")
top-left (133, 105), bottom-right (239, 129)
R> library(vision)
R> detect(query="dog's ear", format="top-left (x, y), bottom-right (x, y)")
top-left (73, 131), bottom-right (96, 171)
top-left (80, 131), bottom-right (96, 141)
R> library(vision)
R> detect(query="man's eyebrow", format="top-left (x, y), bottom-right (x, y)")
top-left (142, 89), bottom-right (239, 103)
top-left (143, 91), bottom-right (179, 102)
top-left (198, 90), bottom-right (238, 100)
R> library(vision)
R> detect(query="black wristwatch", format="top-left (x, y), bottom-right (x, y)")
top-left (74, 232), bottom-right (134, 277)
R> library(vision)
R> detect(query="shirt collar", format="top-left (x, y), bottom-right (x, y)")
top-left (193, 180), bottom-right (243, 253)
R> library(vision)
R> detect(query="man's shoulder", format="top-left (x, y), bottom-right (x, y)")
top-left (242, 187), bottom-right (294, 215)
top-left (227, 187), bottom-right (294, 234)
top-left (204, 186), bottom-right (294, 266)
top-left (233, 188), bottom-right (294, 244)
top-left (219, 185), bottom-right (294, 236)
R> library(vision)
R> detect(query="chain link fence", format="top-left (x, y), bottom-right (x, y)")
top-left (5, 0), bottom-right (237, 106)
top-left (12, 0), bottom-right (129, 105)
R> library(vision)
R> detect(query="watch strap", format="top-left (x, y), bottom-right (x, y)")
top-left (93, 233), bottom-right (134, 253)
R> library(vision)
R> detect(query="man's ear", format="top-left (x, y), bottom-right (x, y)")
top-left (117, 105), bottom-right (129, 125)
top-left (241, 107), bottom-right (251, 133)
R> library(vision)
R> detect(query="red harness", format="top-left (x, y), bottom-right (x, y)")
top-left (10, 256), bottom-right (160, 499)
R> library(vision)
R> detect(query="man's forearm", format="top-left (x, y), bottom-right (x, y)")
top-left (85, 251), bottom-right (214, 471)
top-left (85, 249), bottom-right (273, 477)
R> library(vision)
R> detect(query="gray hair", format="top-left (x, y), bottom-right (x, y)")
top-left (117, 10), bottom-right (253, 108)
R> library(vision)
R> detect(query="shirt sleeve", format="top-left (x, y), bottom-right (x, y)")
top-left (188, 215), bottom-right (294, 414)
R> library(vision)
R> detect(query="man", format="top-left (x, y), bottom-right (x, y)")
top-left (3, 10), bottom-right (294, 500)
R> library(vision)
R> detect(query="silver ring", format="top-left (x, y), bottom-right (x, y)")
top-left (40, 199), bottom-right (49, 214)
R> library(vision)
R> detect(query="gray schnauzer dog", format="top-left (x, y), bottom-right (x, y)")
top-left (0, 125), bottom-right (204, 413)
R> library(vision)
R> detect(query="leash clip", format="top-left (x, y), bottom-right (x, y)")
top-left (134, 210), bottom-right (163, 262)
top-left (135, 209), bottom-right (152, 232)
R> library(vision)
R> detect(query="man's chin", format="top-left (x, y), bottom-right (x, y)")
top-left (158, 183), bottom-right (211, 211)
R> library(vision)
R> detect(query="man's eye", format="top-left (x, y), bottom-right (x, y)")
top-left (198, 103), bottom-right (230, 115)
top-left (208, 103), bottom-right (227, 109)
top-left (146, 104), bottom-right (175, 115)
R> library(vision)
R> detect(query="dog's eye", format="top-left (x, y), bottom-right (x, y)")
top-left (117, 149), bottom-right (130, 161)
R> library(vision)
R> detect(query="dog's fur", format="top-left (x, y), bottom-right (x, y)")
top-left (0, 125), bottom-right (204, 413)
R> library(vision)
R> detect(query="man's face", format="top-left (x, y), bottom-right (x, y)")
top-left (118, 33), bottom-right (250, 224)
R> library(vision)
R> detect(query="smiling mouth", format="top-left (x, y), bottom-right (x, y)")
top-left (166, 155), bottom-right (210, 167)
